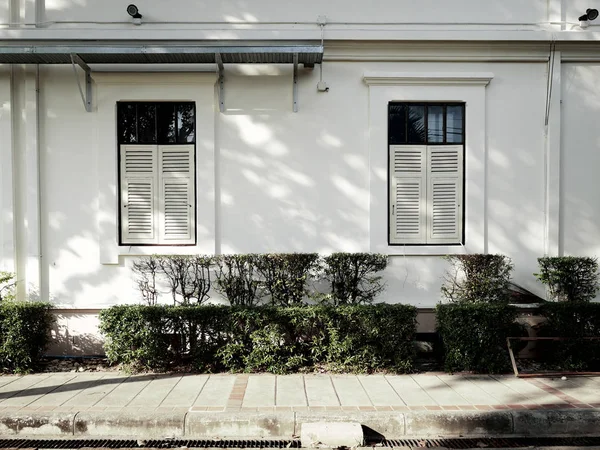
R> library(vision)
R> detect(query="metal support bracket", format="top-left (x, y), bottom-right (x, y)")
top-left (292, 53), bottom-right (298, 112)
top-left (216, 53), bottom-right (225, 113)
top-left (70, 54), bottom-right (92, 112)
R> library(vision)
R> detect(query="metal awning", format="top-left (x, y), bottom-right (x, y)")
top-left (0, 41), bottom-right (324, 112)
top-left (0, 42), bottom-right (324, 65)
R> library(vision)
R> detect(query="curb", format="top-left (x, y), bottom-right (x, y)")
top-left (0, 409), bottom-right (598, 438)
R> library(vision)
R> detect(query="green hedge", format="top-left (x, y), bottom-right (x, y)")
top-left (99, 304), bottom-right (417, 373)
top-left (436, 303), bottom-right (519, 373)
top-left (0, 301), bottom-right (54, 373)
top-left (538, 303), bottom-right (600, 371)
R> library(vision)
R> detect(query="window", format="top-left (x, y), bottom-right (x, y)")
top-left (117, 102), bottom-right (196, 245)
top-left (388, 102), bottom-right (465, 245)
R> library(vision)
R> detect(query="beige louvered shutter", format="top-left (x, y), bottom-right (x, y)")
top-left (120, 145), bottom-right (158, 244)
top-left (158, 145), bottom-right (195, 244)
top-left (427, 146), bottom-right (464, 244)
top-left (389, 146), bottom-right (427, 244)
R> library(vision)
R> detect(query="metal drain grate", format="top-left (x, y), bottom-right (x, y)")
top-left (378, 436), bottom-right (600, 448)
top-left (0, 439), bottom-right (301, 449)
top-left (0, 437), bottom-right (600, 449)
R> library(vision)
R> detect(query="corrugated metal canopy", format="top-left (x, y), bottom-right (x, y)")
top-left (0, 41), bottom-right (324, 65)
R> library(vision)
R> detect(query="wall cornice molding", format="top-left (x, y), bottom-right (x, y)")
top-left (363, 71), bottom-right (494, 86)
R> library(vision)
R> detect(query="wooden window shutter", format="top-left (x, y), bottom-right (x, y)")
top-left (120, 145), bottom-right (158, 244)
top-left (158, 145), bottom-right (195, 244)
top-left (389, 145), bottom-right (427, 244)
top-left (426, 145), bottom-right (464, 244)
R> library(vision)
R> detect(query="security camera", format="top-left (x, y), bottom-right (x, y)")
top-left (578, 8), bottom-right (598, 28)
top-left (127, 4), bottom-right (143, 24)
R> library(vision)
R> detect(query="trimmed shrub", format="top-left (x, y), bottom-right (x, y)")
top-left (320, 253), bottom-right (388, 305)
top-left (538, 303), bottom-right (600, 371)
top-left (436, 303), bottom-right (518, 373)
top-left (214, 254), bottom-right (262, 306)
top-left (254, 253), bottom-right (320, 306)
top-left (535, 256), bottom-right (599, 302)
top-left (441, 254), bottom-right (513, 303)
top-left (99, 304), bottom-right (417, 373)
top-left (0, 301), bottom-right (54, 373)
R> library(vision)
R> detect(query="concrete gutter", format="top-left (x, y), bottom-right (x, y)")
top-left (0, 409), bottom-right (599, 438)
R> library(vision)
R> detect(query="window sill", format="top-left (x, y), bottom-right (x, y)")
top-left (384, 244), bottom-right (467, 256)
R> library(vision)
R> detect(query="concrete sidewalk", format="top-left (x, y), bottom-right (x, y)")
top-left (0, 372), bottom-right (598, 438)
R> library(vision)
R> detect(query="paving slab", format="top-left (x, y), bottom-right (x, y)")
top-left (304, 376), bottom-right (339, 407)
top-left (0, 374), bottom-right (76, 408)
top-left (537, 377), bottom-right (598, 404)
top-left (331, 376), bottom-right (371, 407)
top-left (438, 375), bottom-right (501, 405)
top-left (128, 375), bottom-right (183, 408)
top-left (193, 375), bottom-right (235, 407)
top-left (358, 375), bottom-right (403, 406)
top-left (160, 374), bottom-right (209, 408)
top-left (412, 376), bottom-right (470, 405)
top-left (385, 376), bottom-right (436, 406)
top-left (243, 375), bottom-right (276, 407)
top-left (489, 375), bottom-right (568, 405)
top-left (94, 375), bottom-right (153, 407)
top-left (0, 375), bottom-right (51, 402)
top-left (275, 375), bottom-right (306, 407)
top-left (61, 373), bottom-right (127, 407)
top-left (28, 373), bottom-right (106, 407)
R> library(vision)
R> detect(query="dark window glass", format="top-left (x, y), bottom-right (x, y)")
top-left (177, 103), bottom-right (195, 143)
top-left (137, 104), bottom-right (156, 144)
top-left (428, 106), bottom-right (444, 143)
top-left (118, 103), bottom-right (137, 143)
top-left (157, 103), bottom-right (176, 144)
top-left (118, 102), bottom-right (195, 145)
top-left (388, 104), bottom-right (407, 145)
top-left (446, 105), bottom-right (464, 143)
top-left (407, 105), bottom-right (426, 144)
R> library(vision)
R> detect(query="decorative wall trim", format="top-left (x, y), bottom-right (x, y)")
top-left (363, 72), bottom-right (495, 86)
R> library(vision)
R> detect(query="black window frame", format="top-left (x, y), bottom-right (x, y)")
top-left (117, 101), bottom-right (197, 247)
top-left (387, 101), bottom-right (466, 246)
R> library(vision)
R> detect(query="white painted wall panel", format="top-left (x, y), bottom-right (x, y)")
top-left (43, 0), bottom-right (547, 25)
top-left (561, 63), bottom-right (600, 258)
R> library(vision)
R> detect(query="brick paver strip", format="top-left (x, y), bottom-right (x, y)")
top-left (526, 379), bottom-right (582, 405)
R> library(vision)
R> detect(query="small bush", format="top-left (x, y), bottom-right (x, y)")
top-left (254, 253), bottom-right (320, 306)
top-left (156, 255), bottom-right (213, 305)
top-left (535, 256), bottom-right (599, 302)
top-left (132, 257), bottom-right (160, 306)
top-left (0, 301), bottom-right (54, 373)
top-left (441, 254), bottom-right (513, 303)
top-left (436, 303), bottom-right (518, 373)
top-left (99, 304), bottom-right (417, 373)
top-left (0, 272), bottom-right (16, 303)
top-left (538, 303), bottom-right (600, 371)
top-left (214, 255), bottom-right (262, 306)
top-left (320, 253), bottom-right (388, 305)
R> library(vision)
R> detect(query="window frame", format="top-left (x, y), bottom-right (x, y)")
top-left (387, 101), bottom-right (466, 246)
top-left (116, 101), bottom-right (197, 247)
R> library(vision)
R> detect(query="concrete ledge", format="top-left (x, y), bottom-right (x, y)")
top-left (404, 411), bottom-right (513, 437)
top-left (0, 408), bottom-right (597, 439)
top-left (0, 413), bottom-right (76, 436)
top-left (74, 411), bottom-right (184, 437)
top-left (512, 410), bottom-right (600, 436)
top-left (300, 422), bottom-right (363, 448)
top-left (295, 412), bottom-right (405, 437)
top-left (185, 412), bottom-right (295, 438)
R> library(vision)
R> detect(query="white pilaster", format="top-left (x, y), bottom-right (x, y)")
top-left (0, 67), bottom-right (15, 273)
top-left (545, 51), bottom-right (561, 256)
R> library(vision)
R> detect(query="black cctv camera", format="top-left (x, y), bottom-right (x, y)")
top-left (127, 4), bottom-right (142, 19)
top-left (579, 8), bottom-right (599, 21)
